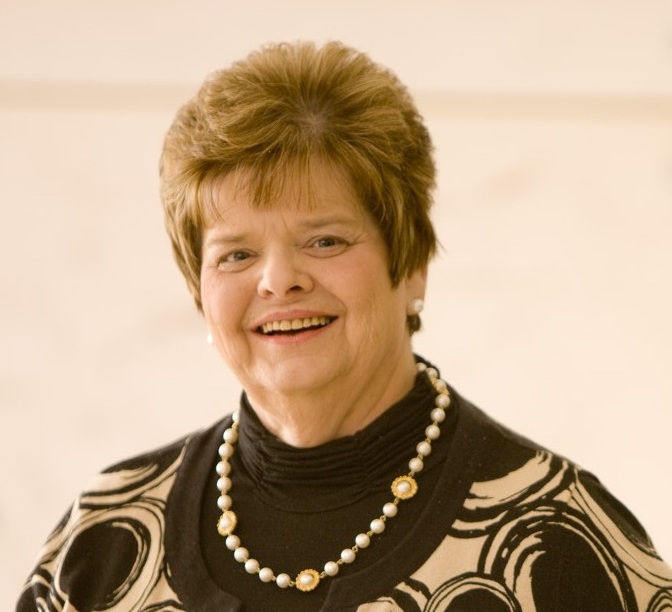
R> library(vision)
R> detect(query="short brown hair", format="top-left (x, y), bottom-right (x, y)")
top-left (160, 40), bottom-right (437, 325)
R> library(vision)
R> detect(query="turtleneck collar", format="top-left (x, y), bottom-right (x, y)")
top-left (232, 369), bottom-right (446, 512)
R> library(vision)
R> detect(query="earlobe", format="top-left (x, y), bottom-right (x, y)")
top-left (410, 298), bottom-right (424, 315)
top-left (406, 265), bottom-right (428, 312)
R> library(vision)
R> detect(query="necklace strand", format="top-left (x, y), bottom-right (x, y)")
top-left (214, 362), bottom-right (451, 592)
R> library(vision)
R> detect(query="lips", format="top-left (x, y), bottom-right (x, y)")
top-left (258, 316), bottom-right (335, 335)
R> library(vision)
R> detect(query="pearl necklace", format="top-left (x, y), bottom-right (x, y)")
top-left (214, 362), bottom-right (451, 593)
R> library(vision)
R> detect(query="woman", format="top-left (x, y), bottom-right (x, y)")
top-left (18, 41), bottom-right (672, 611)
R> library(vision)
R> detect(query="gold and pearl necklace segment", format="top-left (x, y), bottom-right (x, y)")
top-left (215, 362), bottom-right (451, 593)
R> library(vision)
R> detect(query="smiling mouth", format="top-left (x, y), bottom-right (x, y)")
top-left (259, 316), bottom-right (335, 335)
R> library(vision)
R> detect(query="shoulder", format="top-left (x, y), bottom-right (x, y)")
top-left (437, 391), bottom-right (672, 608)
top-left (90, 434), bottom-right (189, 493)
top-left (454, 391), bottom-right (655, 545)
top-left (16, 418), bottom-right (228, 611)
top-left (85, 415), bottom-right (231, 499)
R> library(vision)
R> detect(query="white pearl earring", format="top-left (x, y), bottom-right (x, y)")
top-left (206, 332), bottom-right (213, 345)
top-left (411, 298), bottom-right (424, 315)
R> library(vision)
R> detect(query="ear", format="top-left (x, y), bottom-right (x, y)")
top-left (404, 265), bottom-right (428, 315)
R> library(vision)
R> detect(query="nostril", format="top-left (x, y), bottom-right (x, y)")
top-left (257, 255), bottom-right (314, 298)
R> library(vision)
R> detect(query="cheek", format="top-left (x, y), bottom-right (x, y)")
top-left (347, 275), bottom-right (405, 331)
top-left (201, 276), bottom-right (244, 329)
top-left (200, 276), bottom-right (220, 323)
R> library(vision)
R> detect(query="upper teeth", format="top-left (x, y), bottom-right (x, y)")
top-left (261, 316), bottom-right (331, 334)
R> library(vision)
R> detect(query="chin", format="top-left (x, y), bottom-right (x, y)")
top-left (256, 357), bottom-right (342, 393)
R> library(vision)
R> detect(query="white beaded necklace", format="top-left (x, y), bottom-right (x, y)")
top-left (214, 362), bottom-right (451, 593)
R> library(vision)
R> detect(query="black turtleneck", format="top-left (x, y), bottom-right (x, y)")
top-left (194, 368), bottom-right (458, 611)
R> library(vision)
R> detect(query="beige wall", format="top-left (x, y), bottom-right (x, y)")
top-left (2, 0), bottom-right (671, 605)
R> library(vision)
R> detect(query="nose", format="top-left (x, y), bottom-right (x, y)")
top-left (257, 247), bottom-right (313, 299)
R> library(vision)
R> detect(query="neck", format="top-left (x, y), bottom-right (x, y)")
top-left (244, 352), bottom-right (419, 447)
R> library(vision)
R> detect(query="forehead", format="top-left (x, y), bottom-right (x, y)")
top-left (201, 161), bottom-right (365, 226)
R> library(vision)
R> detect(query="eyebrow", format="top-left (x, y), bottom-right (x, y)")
top-left (295, 214), bottom-right (359, 230)
top-left (202, 232), bottom-right (249, 249)
top-left (202, 213), bottom-right (360, 248)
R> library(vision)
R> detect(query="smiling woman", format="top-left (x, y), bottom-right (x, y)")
top-left (17, 41), bottom-right (672, 612)
top-left (199, 164), bottom-right (425, 447)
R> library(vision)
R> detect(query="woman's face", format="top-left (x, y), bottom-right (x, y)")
top-left (199, 165), bottom-right (426, 405)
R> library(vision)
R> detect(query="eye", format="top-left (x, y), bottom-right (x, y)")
top-left (315, 236), bottom-right (340, 248)
top-left (225, 251), bottom-right (250, 262)
top-left (307, 235), bottom-right (350, 256)
top-left (216, 250), bottom-right (255, 270)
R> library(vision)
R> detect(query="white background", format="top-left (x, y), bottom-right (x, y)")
top-left (1, 1), bottom-right (671, 607)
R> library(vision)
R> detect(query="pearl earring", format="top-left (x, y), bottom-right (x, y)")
top-left (411, 298), bottom-right (424, 315)
top-left (206, 332), bottom-right (213, 345)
